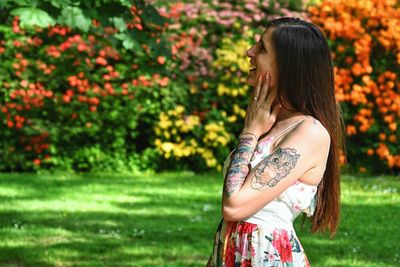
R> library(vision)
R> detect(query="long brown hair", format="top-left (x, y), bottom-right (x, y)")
top-left (266, 17), bottom-right (347, 238)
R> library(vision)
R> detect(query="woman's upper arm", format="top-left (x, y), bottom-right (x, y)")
top-left (222, 119), bottom-right (330, 221)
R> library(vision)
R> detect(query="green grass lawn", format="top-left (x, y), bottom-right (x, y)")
top-left (0, 171), bottom-right (399, 267)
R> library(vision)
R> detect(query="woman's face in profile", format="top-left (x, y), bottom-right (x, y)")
top-left (246, 27), bottom-right (277, 91)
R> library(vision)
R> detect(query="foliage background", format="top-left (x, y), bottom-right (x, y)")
top-left (0, 0), bottom-right (398, 175)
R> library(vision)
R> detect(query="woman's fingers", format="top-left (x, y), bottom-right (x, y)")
top-left (252, 74), bottom-right (262, 103)
top-left (258, 73), bottom-right (270, 103)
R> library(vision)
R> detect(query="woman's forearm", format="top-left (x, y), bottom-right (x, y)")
top-left (223, 132), bottom-right (258, 198)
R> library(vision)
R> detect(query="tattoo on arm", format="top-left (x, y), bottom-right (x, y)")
top-left (223, 134), bottom-right (257, 197)
top-left (251, 147), bottom-right (300, 190)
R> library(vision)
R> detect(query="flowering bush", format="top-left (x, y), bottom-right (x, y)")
top-left (0, 0), bottom-right (397, 175)
top-left (0, 1), bottom-right (174, 172)
top-left (309, 0), bottom-right (400, 173)
top-left (151, 0), bottom-right (310, 172)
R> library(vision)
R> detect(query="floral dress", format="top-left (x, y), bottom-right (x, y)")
top-left (207, 132), bottom-right (318, 267)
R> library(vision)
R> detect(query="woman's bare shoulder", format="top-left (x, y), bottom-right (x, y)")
top-left (271, 115), bottom-right (329, 151)
top-left (297, 116), bottom-right (330, 144)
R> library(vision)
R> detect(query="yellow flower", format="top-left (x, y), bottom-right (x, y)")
top-left (163, 131), bottom-right (171, 139)
top-left (174, 147), bottom-right (183, 157)
top-left (240, 109), bottom-right (246, 118)
top-left (185, 115), bottom-right (200, 129)
top-left (217, 136), bottom-right (228, 146)
top-left (217, 84), bottom-right (229, 96)
top-left (155, 138), bottom-right (162, 147)
top-left (206, 158), bottom-right (217, 167)
top-left (205, 123), bottom-right (220, 132)
top-left (216, 164), bottom-right (222, 172)
top-left (161, 142), bottom-right (174, 153)
top-left (175, 119), bottom-right (184, 128)
top-left (159, 120), bottom-right (172, 129)
top-left (228, 115), bottom-right (237, 122)
top-left (182, 146), bottom-right (193, 157)
top-left (190, 138), bottom-right (198, 147)
top-left (175, 105), bottom-right (185, 114)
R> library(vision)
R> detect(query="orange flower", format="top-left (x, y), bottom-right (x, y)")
top-left (388, 135), bottom-right (397, 142)
top-left (309, 0), bottom-right (400, 171)
top-left (157, 56), bottom-right (166, 65)
top-left (376, 143), bottom-right (390, 159)
top-left (346, 125), bottom-right (357, 135)
top-left (388, 123), bottom-right (397, 131)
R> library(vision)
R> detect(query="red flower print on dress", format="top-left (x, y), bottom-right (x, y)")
top-left (241, 258), bottom-right (252, 267)
top-left (224, 221), bottom-right (258, 267)
top-left (224, 221), bottom-right (237, 267)
top-left (272, 229), bottom-right (293, 263)
top-left (237, 222), bottom-right (257, 257)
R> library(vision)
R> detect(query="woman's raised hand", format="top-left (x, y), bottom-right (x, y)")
top-left (242, 72), bottom-right (281, 139)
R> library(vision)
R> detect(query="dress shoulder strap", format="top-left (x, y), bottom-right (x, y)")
top-left (269, 117), bottom-right (307, 140)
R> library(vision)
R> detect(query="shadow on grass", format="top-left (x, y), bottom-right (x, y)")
top-left (0, 172), bottom-right (398, 266)
top-left (296, 202), bottom-right (398, 266)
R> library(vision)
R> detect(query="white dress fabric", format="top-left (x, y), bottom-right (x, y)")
top-left (208, 119), bottom-right (319, 267)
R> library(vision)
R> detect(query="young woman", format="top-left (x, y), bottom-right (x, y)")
top-left (206, 17), bottom-right (346, 266)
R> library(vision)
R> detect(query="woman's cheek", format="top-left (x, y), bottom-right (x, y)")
top-left (265, 73), bottom-right (275, 89)
top-left (271, 76), bottom-right (277, 89)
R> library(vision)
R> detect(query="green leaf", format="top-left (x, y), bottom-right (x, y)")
top-left (119, 0), bottom-right (133, 7)
top-left (0, 0), bottom-right (14, 8)
top-left (112, 17), bottom-right (127, 32)
top-left (50, 0), bottom-right (70, 8)
top-left (11, 7), bottom-right (55, 28)
top-left (115, 33), bottom-right (143, 54)
top-left (60, 6), bottom-right (91, 32)
top-left (14, 0), bottom-right (31, 6)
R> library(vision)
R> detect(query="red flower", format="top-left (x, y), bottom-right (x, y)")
top-left (89, 97), bottom-right (100, 105)
top-left (158, 77), bottom-right (169, 87)
top-left (272, 229), bottom-right (293, 263)
top-left (63, 95), bottom-right (71, 103)
top-left (96, 56), bottom-right (108, 66)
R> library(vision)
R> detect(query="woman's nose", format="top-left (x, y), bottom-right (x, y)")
top-left (246, 45), bottom-right (255, 58)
